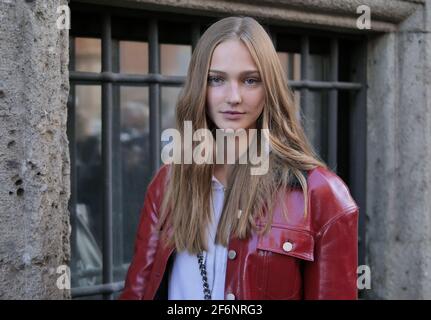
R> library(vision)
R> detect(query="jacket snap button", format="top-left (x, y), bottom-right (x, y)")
top-left (226, 293), bottom-right (236, 300)
top-left (282, 241), bottom-right (293, 252)
top-left (228, 250), bottom-right (237, 260)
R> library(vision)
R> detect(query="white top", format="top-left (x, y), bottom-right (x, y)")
top-left (167, 176), bottom-right (228, 300)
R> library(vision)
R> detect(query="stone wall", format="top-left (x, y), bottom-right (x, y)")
top-left (79, 0), bottom-right (423, 32)
top-left (366, 0), bottom-right (431, 299)
top-left (0, 0), bottom-right (70, 299)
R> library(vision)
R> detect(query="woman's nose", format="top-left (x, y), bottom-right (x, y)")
top-left (226, 82), bottom-right (242, 105)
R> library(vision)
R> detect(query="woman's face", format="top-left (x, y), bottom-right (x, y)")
top-left (206, 39), bottom-right (264, 131)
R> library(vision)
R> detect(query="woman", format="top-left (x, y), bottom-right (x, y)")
top-left (120, 16), bottom-right (359, 300)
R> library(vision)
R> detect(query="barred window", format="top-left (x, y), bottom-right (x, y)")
top-left (68, 2), bottom-right (366, 299)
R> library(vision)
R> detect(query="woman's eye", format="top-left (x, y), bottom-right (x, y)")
top-left (208, 76), bottom-right (224, 85)
top-left (245, 78), bottom-right (260, 85)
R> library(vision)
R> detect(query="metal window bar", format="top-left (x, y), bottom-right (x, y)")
top-left (191, 23), bottom-right (201, 51)
top-left (68, 10), bottom-right (366, 299)
top-left (348, 40), bottom-right (367, 298)
top-left (69, 71), bottom-right (361, 90)
top-left (300, 35), bottom-right (310, 125)
top-left (69, 72), bottom-right (184, 85)
top-left (149, 18), bottom-right (161, 173)
top-left (72, 264), bottom-right (130, 279)
top-left (72, 281), bottom-right (125, 298)
top-left (101, 13), bottom-right (114, 300)
top-left (67, 36), bottom-right (78, 282)
top-left (270, 30), bottom-right (277, 49)
top-left (111, 38), bottom-right (124, 282)
top-left (328, 38), bottom-right (339, 170)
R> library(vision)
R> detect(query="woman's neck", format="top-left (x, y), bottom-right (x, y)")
top-left (213, 164), bottom-right (228, 188)
top-left (212, 128), bottom-right (258, 188)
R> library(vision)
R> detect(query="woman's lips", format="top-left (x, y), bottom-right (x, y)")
top-left (221, 111), bottom-right (245, 120)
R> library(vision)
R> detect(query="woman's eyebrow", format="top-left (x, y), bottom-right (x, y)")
top-left (208, 69), bottom-right (260, 76)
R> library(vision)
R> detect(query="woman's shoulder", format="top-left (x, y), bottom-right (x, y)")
top-left (306, 166), bottom-right (359, 227)
top-left (153, 163), bottom-right (171, 182)
top-left (145, 164), bottom-right (171, 199)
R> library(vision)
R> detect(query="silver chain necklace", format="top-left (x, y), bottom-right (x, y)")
top-left (197, 181), bottom-right (228, 300)
top-left (197, 252), bottom-right (212, 300)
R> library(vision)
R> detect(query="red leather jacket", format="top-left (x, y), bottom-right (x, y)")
top-left (119, 164), bottom-right (359, 300)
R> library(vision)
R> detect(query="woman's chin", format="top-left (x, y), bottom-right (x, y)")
top-left (215, 123), bottom-right (247, 131)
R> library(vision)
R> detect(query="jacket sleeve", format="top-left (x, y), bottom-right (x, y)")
top-left (303, 208), bottom-right (359, 299)
top-left (118, 167), bottom-right (167, 300)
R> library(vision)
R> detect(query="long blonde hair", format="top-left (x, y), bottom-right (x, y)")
top-left (157, 16), bottom-right (326, 254)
